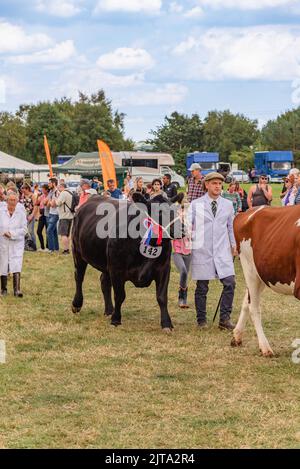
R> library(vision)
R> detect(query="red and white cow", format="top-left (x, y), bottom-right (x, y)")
top-left (232, 205), bottom-right (300, 356)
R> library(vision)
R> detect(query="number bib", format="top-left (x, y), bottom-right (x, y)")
top-left (140, 243), bottom-right (162, 259)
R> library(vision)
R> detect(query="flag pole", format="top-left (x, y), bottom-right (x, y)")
top-left (44, 135), bottom-right (54, 178)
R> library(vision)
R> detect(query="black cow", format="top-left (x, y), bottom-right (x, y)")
top-left (71, 193), bottom-right (183, 331)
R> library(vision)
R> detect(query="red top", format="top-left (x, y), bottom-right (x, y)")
top-left (78, 192), bottom-right (89, 207)
top-left (172, 237), bottom-right (191, 255)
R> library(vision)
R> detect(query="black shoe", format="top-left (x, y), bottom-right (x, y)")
top-left (62, 250), bottom-right (70, 255)
top-left (219, 320), bottom-right (235, 330)
top-left (1, 275), bottom-right (7, 296)
top-left (13, 273), bottom-right (23, 298)
top-left (198, 320), bottom-right (208, 329)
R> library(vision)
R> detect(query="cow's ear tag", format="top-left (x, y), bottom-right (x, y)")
top-left (140, 243), bottom-right (162, 259)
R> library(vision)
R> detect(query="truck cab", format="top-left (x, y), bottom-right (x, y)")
top-left (186, 152), bottom-right (219, 176)
top-left (254, 151), bottom-right (293, 183)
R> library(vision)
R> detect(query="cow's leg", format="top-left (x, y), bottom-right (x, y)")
top-left (100, 272), bottom-right (114, 316)
top-left (231, 289), bottom-right (250, 347)
top-left (247, 277), bottom-right (274, 357)
top-left (155, 268), bottom-right (173, 332)
top-left (293, 268), bottom-right (300, 300)
top-left (72, 255), bottom-right (87, 314)
top-left (110, 277), bottom-right (126, 326)
top-left (237, 248), bottom-right (274, 356)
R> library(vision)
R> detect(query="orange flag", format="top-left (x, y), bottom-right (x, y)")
top-left (44, 135), bottom-right (54, 178)
top-left (97, 140), bottom-right (117, 189)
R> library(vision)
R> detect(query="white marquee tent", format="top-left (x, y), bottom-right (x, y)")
top-left (0, 149), bottom-right (50, 181)
top-left (0, 149), bottom-right (39, 171)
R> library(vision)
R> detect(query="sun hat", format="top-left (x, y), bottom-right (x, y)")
top-left (80, 179), bottom-right (91, 187)
top-left (188, 163), bottom-right (202, 171)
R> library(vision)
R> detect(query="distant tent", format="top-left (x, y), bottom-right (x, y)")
top-left (57, 152), bottom-right (127, 187)
top-left (0, 150), bottom-right (38, 171)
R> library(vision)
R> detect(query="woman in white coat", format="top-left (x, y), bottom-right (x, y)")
top-left (0, 193), bottom-right (27, 297)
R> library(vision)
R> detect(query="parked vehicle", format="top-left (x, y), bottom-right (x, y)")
top-left (254, 151), bottom-right (294, 183)
top-left (186, 152), bottom-right (219, 176)
top-left (113, 151), bottom-right (175, 172)
top-left (228, 170), bottom-right (249, 183)
top-left (186, 152), bottom-right (234, 182)
top-left (160, 166), bottom-right (185, 188)
top-left (113, 151), bottom-right (185, 188)
top-left (217, 162), bottom-right (232, 182)
top-left (66, 181), bottom-right (80, 193)
top-left (130, 166), bottom-right (185, 188)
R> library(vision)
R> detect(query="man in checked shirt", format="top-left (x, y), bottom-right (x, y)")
top-left (187, 163), bottom-right (205, 202)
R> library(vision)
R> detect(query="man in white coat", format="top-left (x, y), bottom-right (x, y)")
top-left (0, 193), bottom-right (27, 297)
top-left (188, 172), bottom-right (238, 330)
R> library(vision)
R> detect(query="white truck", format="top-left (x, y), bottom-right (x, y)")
top-left (130, 165), bottom-right (185, 188)
top-left (113, 151), bottom-right (185, 188)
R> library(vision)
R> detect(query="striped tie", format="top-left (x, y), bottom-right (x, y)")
top-left (211, 200), bottom-right (217, 217)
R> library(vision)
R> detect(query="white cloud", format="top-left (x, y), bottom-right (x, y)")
top-left (35, 0), bottom-right (83, 17)
top-left (56, 63), bottom-right (187, 108)
top-left (119, 83), bottom-right (188, 106)
top-left (291, 78), bottom-right (300, 105)
top-left (0, 20), bottom-right (52, 54)
top-left (8, 40), bottom-right (77, 65)
top-left (184, 6), bottom-right (204, 18)
top-left (94, 0), bottom-right (162, 14)
top-left (0, 77), bottom-right (5, 103)
top-left (173, 26), bottom-right (300, 81)
top-left (97, 47), bottom-right (154, 71)
top-left (0, 74), bottom-right (26, 100)
top-left (56, 66), bottom-right (145, 100)
top-left (169, 2), bottom-right (184, 13)
top-left (197, 0), bottom-right (299, 10)
top-left (173, 36), bottom-right (198, 54)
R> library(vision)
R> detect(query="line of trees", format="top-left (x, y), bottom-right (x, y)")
top-left (1, 88), bottom-right (300, 171)
top-left (149, 108), bottom-right (300, 173)
top-left (148, 110), bottom-right (260, 173)
top-left (0, 90), bottom-right (134, 164)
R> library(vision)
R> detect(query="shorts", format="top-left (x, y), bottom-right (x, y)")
top-left (58, 219), bottom-right (72, 237)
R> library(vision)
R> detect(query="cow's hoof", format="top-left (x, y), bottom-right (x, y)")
top-left (111, 320), bottom-right (121, 327)
top-left (162, 327), bottom-right (173, 334)
top-left (104, 311), bottom-right (113, 317)
top-left (72, 305), bottom-right (81, 314)
top-left (261, 349), bottom-right (275, 357)
top-left (231, 337), bottom-right (242, 347)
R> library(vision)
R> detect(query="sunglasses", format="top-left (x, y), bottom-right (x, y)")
top-left (260, 177), bottom-right (267, 180)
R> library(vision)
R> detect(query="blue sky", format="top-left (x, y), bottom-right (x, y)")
top-left (1, 0), bottom-right (300, 141)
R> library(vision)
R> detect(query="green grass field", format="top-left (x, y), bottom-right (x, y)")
top-left (0, 183), bottom-right (300, 449)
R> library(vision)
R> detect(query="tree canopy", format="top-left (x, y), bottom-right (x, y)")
top-left (261, 108), bottom-right (300, 165)
top-left (148, 110), bottom-right (259, 172)
top-left (203, 110), bottom-right (259, 161)
top-left (148, 112), bottom-right (203, 174)
top-left (1, 90), bottom-right (300, 172)
top-left (0, 90), bottom-right (134, 164)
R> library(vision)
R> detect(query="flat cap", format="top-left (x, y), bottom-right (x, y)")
top-left (204, 172), bottom-right (224, 182)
